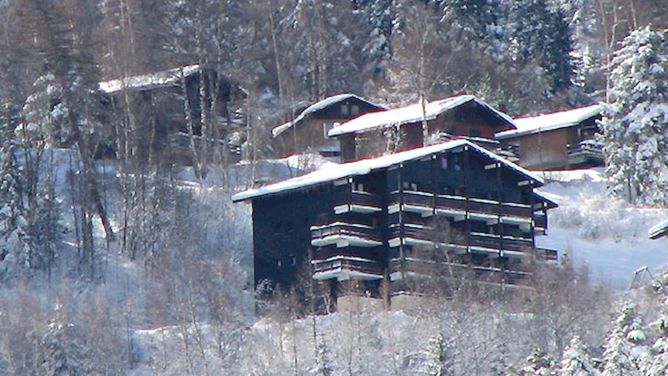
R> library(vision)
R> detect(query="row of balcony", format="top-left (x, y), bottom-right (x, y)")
top-left (389, 258), bottom-right (534, 287)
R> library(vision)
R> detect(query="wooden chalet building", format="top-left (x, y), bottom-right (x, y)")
top-left (495, 105), bottom-right (603, 170)
top-left (271, 94), bottom-right (387, 159)
top-left (233, 140), bottom-right (558, 309)
top-left (649, 219), bottom-right (668, 240)
top-left (327, 95), bottom-right (517, 163)
top-left (99, 64), bottom-right (247, 164)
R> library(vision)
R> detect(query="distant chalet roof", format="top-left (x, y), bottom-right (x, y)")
top-left (99, 65), bottom-right (201, 94)
top-left (649, 219), bottom-right (668, 240)
top-left (232, 140), bottom-right (544, 202)
top-left (271, 94), bottom-right (388, 138)
top-left (496, 104), bottom-right (601, 140)
top-left (327, 95), bottom-right (516, 138)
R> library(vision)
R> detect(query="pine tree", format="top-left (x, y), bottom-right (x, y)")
top-left (311, 339), bottom-right (334, 376)
top-left (417, 333), bottom-right (453, 376)
top-left (560, 336), bottom-right (600, 376)
top-left (600, 26), bottom-right (668, 206)
top-left (601, 301), bottom-right (648, 376)
top-left (645, 298), bottom-right (668, 376)
top-left (520, 347), bottom-right (557, 376)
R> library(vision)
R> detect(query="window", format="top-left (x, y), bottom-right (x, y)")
top-left (351, 104), bottom-right (360, 115)
top-left (340, 104), bottom-right (349, 115)
top-left (402, 181), bottom-right (418, 191)
top-left (440, 156), bottom-right (448, 170)
top-left (323, 123), bottom-right (335, 138)
top-left (353, 182), bottom-right (365, 192)
top-left (451, 154), bottom-right (462, 171)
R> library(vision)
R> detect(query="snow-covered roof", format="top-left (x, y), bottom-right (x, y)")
top-left (496, 105), bottom-right (601, 140)
top-left (271, 94), bottom-right (388, 138)
top-left (99, 65), bottom-right (201, 94)
top-left (649, 219), bottom-right (668, 240)
top-left (232, 140), bottom-right (544, 202)
top-left (327, 95), bottom-right (516, 138)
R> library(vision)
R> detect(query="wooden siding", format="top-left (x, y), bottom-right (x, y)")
top-left (247, 145), bottom-right (554, 299)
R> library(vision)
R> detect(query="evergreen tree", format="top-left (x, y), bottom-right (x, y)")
top-left (417, 333), bottom-right (453, 376)
top-left (311, 339), bottom-right (334, 376)
top-left (509, 0), bottom-right (577, 94)
top-left (599, 26), bottom-right (668, 206)
top-left (560, 336), bottom-right (600, 376)
top-left (601, 301), bottom-right (648, 376)
top-left (520, 347), bottom-right (557, 376)
top-left (645, 298), bottom-right (668, 376)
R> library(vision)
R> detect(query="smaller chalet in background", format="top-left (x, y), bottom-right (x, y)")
top-left (649, 219), bottom-right (668, 240)
top-left (99, 65), bottom-right (247, 164)
top-left (271, 94), bottom-right (387, 159)
top-left (495, 105), bottom-right (603, 170)
top-left (233, 140), bottom-right (558, 310)
top-left (328, 95), bottom-right (516, 162)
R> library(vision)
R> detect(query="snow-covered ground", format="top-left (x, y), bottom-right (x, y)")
top-left (536, 168), bottom-right (668, 288)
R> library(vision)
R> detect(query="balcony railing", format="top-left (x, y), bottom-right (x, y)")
top-left (311, 222), bottom-right (382, 247)
top-left (567, 141), bottom-right (605, 166)
top-left (312, 258), bottom-right (383, 280)
top-left (389, 224), bottom-right (535, 255)
top-left (334, 190), bottom-right (383, 214)
top-left (535, 247), bottom-right (558, 261)
top-left (389, 258), bottom-right (533, 287)
top-left (391, 191), bottom-right (534, 220)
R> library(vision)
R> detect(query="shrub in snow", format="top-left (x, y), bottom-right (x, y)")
top-left (599, 26), bottom-right (668, 207)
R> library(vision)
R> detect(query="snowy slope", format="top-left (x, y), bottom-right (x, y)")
top-left (535, 168), bottom-right (668, 287)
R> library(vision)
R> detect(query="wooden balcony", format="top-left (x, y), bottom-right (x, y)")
top-left (567, 141), bottom-right (604, 167)
top-left (312, 258), bottom-right (383, 281)
top-left (311, 222), bottom-right (382, 248)
top-left (388, 258), bottom-right (534, 287)
top-left (389, 224), bottom-right (537, 258)
top-left (334, 190), bottom-right (382, 214)
top-left (388, 191), bottom-right (535, 225)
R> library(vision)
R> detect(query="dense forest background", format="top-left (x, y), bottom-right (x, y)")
top-left (0, 0), bottom-right (667, 375)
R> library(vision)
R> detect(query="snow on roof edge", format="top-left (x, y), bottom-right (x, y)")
top-left (99, 65), bottom-right (201, 94)
top-left (328, 95), bottom-right (516, 138)
top-left (649, 219), bottom-right (668, 239)
top-left (271, 94), bottom-right (389, 138)
top-left (496, 105), bottom-right (601, 140)
top-left (232, 140), bottom-right (543, 202)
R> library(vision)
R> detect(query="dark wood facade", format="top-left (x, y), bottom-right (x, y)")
top-left (496, 106), bottom-right (603, 170)
top-left (100, 65), bottom-right (247, 164)
top-left (234, 141), bottom-right (557, 309)
top-left (272, 94), bottom-right (387, 159)
top-left (332, 97), bottom-right (515, 162)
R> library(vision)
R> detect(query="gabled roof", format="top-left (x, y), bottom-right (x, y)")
top-left (649, 219), bottom-right (668, 240)
top-left (99, 65), bottom-right (201, 94)
top-left (271, 94), bottom-right (388, 138)
top-left (232, 140), bottom-right (544, 202)
top-left (327, 95), bottom-right (516, 138)
top-left (496, 105), bottom-right (601, 140)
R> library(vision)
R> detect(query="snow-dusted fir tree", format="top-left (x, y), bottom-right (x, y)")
top-left (416, 333), bottom-right (453, 376)
top-left (645, 298), bottom-right (668, 375)
top-left (601, 301), bottom-right (648, 376)
top-left (560, 336), bottom-right (601, 376)
top-left (600, 26), bottom-right (668, 206)
top-left (17, 74), bottom-right (69, 147)
top-left (0, 143), bottom-right (29, 277)
top-left (311, 339), bottom-right (334, 376)
top-left (520, 347), bottom-right (557, 376)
